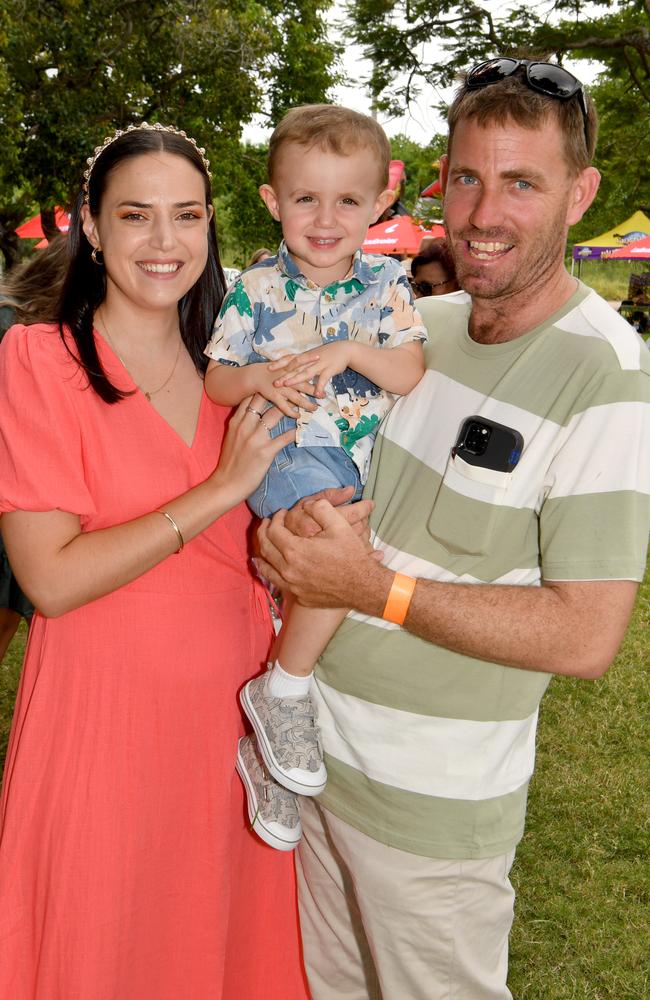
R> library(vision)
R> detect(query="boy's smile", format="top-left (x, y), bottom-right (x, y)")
top-left (260, 143), bottom-right (394, 287)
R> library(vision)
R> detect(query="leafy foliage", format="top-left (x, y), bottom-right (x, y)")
top-left (572, 68), bottom-right (650, 246)
top-left (215, 142), bottom-right (282, 268)
top-left (342, 0), bottom-right (649, 259)
top-left (0, 0), bottom-right (339, 267)
top-left (388, 133), bottom-right (447, 222)
top-left (343, 0), bottom-right (650, 115)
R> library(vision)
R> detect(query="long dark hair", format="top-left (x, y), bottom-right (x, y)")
top-left (58, 127), bottom-right (226, 403)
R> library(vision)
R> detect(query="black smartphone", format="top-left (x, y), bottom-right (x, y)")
top-left (452, 416), bottom-right (524, 473)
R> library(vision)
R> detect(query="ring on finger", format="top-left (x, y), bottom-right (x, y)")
top-left (246, 405), bottom-right (263, 419)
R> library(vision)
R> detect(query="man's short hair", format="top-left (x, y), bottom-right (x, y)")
top-left (268, 104), bottom-right (391, 189)
top-left (447, 65), bottom-right (598, 175)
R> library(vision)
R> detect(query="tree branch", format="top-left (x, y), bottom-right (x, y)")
top-left (623, 47), bottom-right (650, 102)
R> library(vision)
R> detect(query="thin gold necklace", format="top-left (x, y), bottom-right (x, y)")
top-left (99, 313), bottom-right (183, 401)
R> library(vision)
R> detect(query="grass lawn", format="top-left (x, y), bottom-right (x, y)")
top-left (1, 561), bottom-right (648, 998)
top-left (508, 559), bottom-right (649, 1000)
top-left (570, 259), bottom-right (649, 304)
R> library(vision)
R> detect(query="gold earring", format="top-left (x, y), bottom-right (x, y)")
top-left (91, 247), bottom-right (104, 266)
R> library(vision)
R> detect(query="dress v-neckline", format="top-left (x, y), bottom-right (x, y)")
top-left (94, 328), bottom-right (205, 450)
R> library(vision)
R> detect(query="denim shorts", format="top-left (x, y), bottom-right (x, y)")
top-left (247, 415), bottom-right (363, 518)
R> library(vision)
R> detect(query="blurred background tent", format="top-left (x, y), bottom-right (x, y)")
top-left (572, 210), bottom-right (650, 272)
top-left (605, 235), bottom-right (650, 260)
top-left (362, 216), bottom-right (444, 255)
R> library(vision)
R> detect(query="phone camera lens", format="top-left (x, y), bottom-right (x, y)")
top-left (465, 422), bottom-right (491, 455)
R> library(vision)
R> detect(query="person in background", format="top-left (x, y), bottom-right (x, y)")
top-left (376, 159), bottom-right (409, 222)
top-left (248, 247), bottom-right (273, 266)
top-left (409, 237), bottom-right (460, 297)
top-left (256, 58), bottom-right (650, 999)
top-left (0, 235), bottom-right (69, 335)
top-left (0, 236), bottom-right (70, 663)
top-left (0, 123), bottom-right (309, 1000)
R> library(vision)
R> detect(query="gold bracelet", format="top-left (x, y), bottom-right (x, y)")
top-left (382, 572), bottom-right (416, 625)
top-left (158, 509), bottom-right (184, 554)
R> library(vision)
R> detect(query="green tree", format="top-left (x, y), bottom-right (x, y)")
top-left (0, 0), bottom-right (338, 268)
top-left (216, 142), bottom-right (282, 268)
top-left (262, 0), bottom-right (342, 123)
top-left (343, 0), bottom-right (649, 255)
top-left (215, 0), bottom-right (342, 267)
top-left (388, 133), bottom-right (447, 222)
top-left (572, 69), bottom-right (650, 246)
top-left (344, 0), bottom-right (649, 115)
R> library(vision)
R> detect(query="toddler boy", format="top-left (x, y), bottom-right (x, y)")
top-left (205, 104), bottom-right (427, 849)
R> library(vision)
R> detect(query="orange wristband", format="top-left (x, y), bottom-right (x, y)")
top-left (382, 572), bottom-right (416, 625)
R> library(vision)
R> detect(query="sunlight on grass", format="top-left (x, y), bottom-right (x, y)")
top-left (575, 260), bottom-right (649, 304)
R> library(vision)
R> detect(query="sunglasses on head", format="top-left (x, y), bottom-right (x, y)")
top-left (466, 57), bottom-right (589, 147)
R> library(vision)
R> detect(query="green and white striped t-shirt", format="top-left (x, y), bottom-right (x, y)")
top-left (315, 282), bottom-right (650, 860)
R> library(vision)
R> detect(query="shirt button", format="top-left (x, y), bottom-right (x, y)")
top-left (324, 293), bottom-right (332, 301)
top-left (327, 326), bottom-right (336, 335)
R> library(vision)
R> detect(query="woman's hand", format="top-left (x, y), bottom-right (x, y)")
top-left (209, 393), bottom-right (295, 506)
top-left (1, 392), bottom-right (297, 618)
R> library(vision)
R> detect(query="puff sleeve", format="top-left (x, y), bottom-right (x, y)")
top-left (0, 324), bottom-right (96, 518)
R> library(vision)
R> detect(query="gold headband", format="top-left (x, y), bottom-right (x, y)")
top-left (83, 122), bottom-right (212, 203)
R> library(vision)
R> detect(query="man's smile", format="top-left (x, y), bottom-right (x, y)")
top-left (467, 239), bottom-right (513, 259)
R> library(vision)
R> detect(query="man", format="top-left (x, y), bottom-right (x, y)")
top-left (258, 58), bottom-right (650, 1000)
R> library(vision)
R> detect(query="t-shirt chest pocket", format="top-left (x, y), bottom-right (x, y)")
top-left (427, 453), bottom-right (515, 557)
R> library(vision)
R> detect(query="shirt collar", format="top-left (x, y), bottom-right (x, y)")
top-left (276, 241), bottom-right (380, 290)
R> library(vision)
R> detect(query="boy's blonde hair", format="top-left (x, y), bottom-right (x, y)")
top-left (268, 104), bottom-right (391, 189)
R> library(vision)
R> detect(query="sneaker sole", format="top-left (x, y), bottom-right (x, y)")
top-left (240, 682), bottom-right (327, 797)
top-left (235, 744), bottom-right (302, 852)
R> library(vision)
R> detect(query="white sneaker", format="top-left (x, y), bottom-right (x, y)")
top-left (240, 674), bottom-right (327, 796)
top-left (236, 735), bottom-right (302, 851)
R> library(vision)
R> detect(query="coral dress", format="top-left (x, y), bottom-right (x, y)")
top-left (0, 324), bottom-right (309, 1000)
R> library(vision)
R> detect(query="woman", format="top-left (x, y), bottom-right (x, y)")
top-left (0, 123), bottom-right (308, 999)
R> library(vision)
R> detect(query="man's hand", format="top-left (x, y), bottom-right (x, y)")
top-left (257, 500), bottom-right (385, 609)
top-left (250, 488), bottom-right (373, 565)
top-left (282, 487), bottom-right (374, 539)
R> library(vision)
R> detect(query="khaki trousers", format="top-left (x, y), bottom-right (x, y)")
top-left (296, 799), bottom-right (515, 1000)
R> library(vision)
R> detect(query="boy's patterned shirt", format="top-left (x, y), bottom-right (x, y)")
top-left (205, 241), bottom-right (427, 483)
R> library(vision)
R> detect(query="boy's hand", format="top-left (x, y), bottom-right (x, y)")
top-left (250, 361), bottom-right (317, 417)
top-left (285, 492), bottom-right (374, 541)
top-left (269, 341), bottom-right (353, 398)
